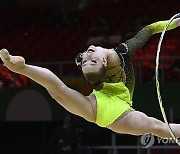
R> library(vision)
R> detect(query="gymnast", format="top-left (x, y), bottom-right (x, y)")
top-left (0, 17), bottom-right (180, 138)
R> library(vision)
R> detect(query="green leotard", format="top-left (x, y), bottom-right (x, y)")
top-left (93, 20), bottom-right (176, 127)
top-left (93, 82), bottom-right (134, 127)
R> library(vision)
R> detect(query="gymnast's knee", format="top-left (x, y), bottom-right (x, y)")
top-left (146, 118), bottom-right (166, 135)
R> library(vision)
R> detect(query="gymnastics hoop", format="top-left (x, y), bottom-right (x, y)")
top-left (156, 13), bottom-right (180, 146)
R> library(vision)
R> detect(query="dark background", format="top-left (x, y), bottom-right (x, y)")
top-left (0, 0), bottom-right (180, 154)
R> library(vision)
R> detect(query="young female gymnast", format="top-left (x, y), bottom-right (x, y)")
top-left (0, 17), bottom-right (180, 138)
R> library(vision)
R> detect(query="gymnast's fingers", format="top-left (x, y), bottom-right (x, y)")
top-left (174, 13), bottom-right (180, 27)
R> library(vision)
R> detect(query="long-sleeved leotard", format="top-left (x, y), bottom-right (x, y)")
top-left (75, 20), bottom-right (176, 99)
top-left (114, 20), bottom-right (176, 99)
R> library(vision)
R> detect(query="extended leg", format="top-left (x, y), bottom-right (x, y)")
top-left (0, 49), bottom-right (96, 122)
top-left (108, 111), bottom-right (180, 138)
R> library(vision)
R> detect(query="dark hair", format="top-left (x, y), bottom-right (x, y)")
top-left (83, 64), bottom-right (106, 84)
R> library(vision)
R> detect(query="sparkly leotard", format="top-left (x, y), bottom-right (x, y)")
top-left (75, 20), bottom-right (176, 127)
top-left (113, 20), bottom-right (176, 99)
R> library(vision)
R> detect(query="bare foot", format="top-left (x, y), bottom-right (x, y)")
top-left (0, 48), bottom-right (25, 72)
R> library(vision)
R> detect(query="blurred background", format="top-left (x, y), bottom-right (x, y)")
top-left (0, 0), bottom-right (180, 153)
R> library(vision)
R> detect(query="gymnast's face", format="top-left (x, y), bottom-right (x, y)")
top-left (81, 45), bottom-right (107, 83)
top-left (82, 45), bottom-right (107, 72)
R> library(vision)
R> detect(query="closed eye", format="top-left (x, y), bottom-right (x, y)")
top-left (82, 60), bottom-right (87, 66)
top-left (82, 60), bottom-right (87, 64)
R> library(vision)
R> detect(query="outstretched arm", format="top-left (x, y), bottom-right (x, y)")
top-left (0, 49), bottom-right (95, 122)
top-left (117, 17), bottom-right (180, 56)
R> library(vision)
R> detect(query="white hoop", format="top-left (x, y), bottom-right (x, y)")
top-left (156, 13), bottom-right (180, 146)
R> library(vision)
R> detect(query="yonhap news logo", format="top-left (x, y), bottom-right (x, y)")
top-left (141, 133), bottom-right (155, 148)
top-left (140, 133), bottom-right (180, 148)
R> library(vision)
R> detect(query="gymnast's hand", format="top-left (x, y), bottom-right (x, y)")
top-left (0, 48), bottom-right (25, 73)
top-left (174, 17), bottom-right (180, 27)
